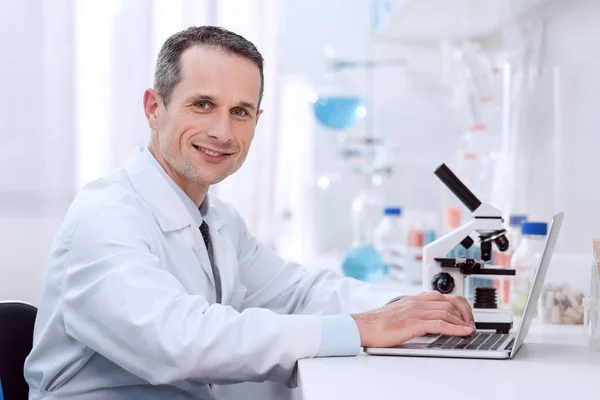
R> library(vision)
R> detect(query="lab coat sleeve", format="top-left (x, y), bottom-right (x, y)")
top-left (230, 205), bottom-right (404, 317)
top-left (61, 203), bottom-right (322, 387)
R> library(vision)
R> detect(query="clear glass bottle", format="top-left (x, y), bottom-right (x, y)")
top-left (510, 222), bottom-right (548, 317)
top-left (373, 207), bottom-right (407, 281)
top-left (351, 174), bottom-right (384, 248)
top-left (343, 174), bottom-right (387, 284)
top-left (584, 239), bottom-right (600, 351)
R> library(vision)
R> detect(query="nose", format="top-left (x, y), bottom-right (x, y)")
top-left (206, 111), bottom-right (233, 142)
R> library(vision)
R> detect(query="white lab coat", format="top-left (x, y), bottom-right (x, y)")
top-left (24, 146), bottom-right (399, 400)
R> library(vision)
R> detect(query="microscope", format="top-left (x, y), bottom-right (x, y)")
top-left (423, 164), bottom-right (515, 333)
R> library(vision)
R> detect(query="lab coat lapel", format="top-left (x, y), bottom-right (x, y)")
top-left (124, 147), bottom-right (191, 232)
top-left (124, 147), bottom-right (216, 288)
top-left (208, 223), bottom-right (237, 305)
top-left (202, 200), bottom-right (236, 304)
top-left (188, 226), bottom-right (217, 293)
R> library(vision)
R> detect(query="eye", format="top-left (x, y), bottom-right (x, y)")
top-left (194, 101), bottom-right (212, 109)
top-left (232, 108), bottom-right (249, 117)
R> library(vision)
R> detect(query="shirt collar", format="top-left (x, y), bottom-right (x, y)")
top-left (143, 146), bottom-right (204, 226)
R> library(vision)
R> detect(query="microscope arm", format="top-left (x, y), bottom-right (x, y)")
top-left (423, 219), bottom-right (476, 261)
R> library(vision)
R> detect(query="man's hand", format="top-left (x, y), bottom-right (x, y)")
top-left (351, 291), bottom-right (476, 348)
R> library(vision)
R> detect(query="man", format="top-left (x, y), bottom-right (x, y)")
top-left (24, 26), bottom-right (475, 400)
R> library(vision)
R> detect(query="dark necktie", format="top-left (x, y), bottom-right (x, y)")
top-left (200, 221), bottom-right (222, 303)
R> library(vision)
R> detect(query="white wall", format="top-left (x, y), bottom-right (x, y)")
top-left (0, 0), bottom-right (75, 304)
top-left (0, 217), bottom-right (65, 304)
top-left (481, 0), bottom-right (600, 253)
top-left (540, 0), bottom-right (600, 252)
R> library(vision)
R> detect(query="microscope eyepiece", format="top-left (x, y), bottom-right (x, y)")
top-left (434, 164), bottom-right (482, 212)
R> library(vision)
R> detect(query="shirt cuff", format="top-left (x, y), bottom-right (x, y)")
top-left (316, 315), bottom-right (361, 357)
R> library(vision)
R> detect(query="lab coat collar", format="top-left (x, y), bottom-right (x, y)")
top-left (124, 146), bottom-right (225, 232)
top-left (143, 146), bottom-right (204, 227)
top-left (203, 192), bottom-right (226, 230)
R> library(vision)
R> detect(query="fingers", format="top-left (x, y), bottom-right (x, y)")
top-left (416, 291), bottom-right (448, 302)
top-left (415, 291), bottom-right (475, 327)
top-left (447, 296), bottom-right (476, 327)
top-left (420, 310), bottom-right (472, 328)
top-left (415, 301), bottom-right (463, 321)
top-left (418, 319), bottom-right (475, 338)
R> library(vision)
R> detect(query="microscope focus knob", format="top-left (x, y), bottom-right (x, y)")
top-left (432, 273), bottom-right (455, 294)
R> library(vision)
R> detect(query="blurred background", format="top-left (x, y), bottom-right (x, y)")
top-left (1, 0), bottom-right (599, 396)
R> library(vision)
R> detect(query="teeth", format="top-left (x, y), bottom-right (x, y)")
top-left (199, 147), bottom-right (224, 157)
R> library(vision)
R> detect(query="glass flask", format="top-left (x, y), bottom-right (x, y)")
top-left (312, 51), bottom-right (368, 131)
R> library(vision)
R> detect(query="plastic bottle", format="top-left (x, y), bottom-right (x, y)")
top-left (592, 239), bottom-right (600, 300)
top-left (506, 215), bottom-right (528, 255)
top-left (374, 207), bottom-right (407, 281)
top-left (583, 239), bottom-right (600, 351)
top-left (510, 221), bottom-right (548, 317)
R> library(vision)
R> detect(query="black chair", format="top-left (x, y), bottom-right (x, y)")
top-left (0, 302), bottom-right (37, 400)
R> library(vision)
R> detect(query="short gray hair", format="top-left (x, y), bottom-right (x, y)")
top-left (154, 26), bottom-right (264, 108)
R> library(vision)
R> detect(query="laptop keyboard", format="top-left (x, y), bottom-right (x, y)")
top-left (426, 333), bottom-right (510, 351)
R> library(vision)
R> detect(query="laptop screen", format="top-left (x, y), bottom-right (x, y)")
top-left (510, 212), bottom-right (564, 356)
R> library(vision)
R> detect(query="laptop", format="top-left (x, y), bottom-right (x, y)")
top-left (364, 212), bottom-right (564, 360)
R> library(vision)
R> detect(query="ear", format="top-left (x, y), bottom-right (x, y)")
top-left (255, 109), bottom-right (264, 126)
top-left (143, 89), bottom-right (163, 131)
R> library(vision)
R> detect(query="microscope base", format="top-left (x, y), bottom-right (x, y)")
top-left (474, 321), bottom-right (513, 334)
top-left (473, 308), bottom-right (513, 334)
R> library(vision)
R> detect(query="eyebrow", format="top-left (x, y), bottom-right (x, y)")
top-left (238, 101), bottom-right (257, 112)
top-left (187, 94), bottom-right (257, 112)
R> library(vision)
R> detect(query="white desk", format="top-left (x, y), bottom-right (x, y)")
top-left (298, 324), bottom-right (600, 400)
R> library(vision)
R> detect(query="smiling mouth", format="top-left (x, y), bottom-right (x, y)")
top-left (192, 145), bottom-right (233, 157)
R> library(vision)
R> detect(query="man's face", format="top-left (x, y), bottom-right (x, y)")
top-left (147, 46), bottom-right (262, 190)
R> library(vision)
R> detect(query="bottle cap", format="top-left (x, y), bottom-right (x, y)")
top-left (593, 238), bottom-right (600, 252)
top-left (384, 207), bottom-right (401, 216)
top-left (521, 222), bottom-right (548, 236)
top-left (509, 215), bottom-right (527, 227)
